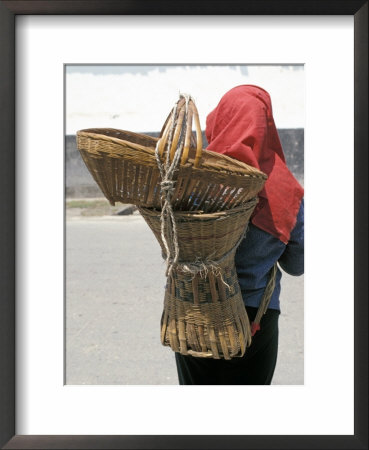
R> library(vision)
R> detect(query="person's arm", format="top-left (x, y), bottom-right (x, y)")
top-left (278, 199), bottom-right (304, 276)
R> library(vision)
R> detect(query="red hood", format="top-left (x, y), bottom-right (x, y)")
top-left (206, 85), bottom-right (304, 244)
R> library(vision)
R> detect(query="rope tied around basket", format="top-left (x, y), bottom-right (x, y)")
top-left (155, 94), bottom-right (193, 277)
top-left (164, 231), bottom-right (248, 289)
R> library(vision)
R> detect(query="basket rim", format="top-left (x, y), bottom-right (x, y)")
top-left (76, 127), bottom-right (267, 180)
top-left (77, 128), bottom-right (155, 155)
top-left (138, 198), bottom-right (258, 220)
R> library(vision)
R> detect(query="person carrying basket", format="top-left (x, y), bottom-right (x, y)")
top-left (175, 85), bottom-right (304, 385)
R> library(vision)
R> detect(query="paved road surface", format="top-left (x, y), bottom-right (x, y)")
top-left (66, 214), bottom-right (304, 385)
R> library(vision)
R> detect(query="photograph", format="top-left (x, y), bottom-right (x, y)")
top-left (66, 64), bottom-right (305, 385)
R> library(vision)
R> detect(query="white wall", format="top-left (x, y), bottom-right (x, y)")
top-left (66, 65), bottom-right (304, 135)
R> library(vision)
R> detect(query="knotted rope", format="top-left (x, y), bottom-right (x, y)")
top-left (163, 231), bottom-right (248, 289)
top-left (155, 94), bottom-right (192, 277)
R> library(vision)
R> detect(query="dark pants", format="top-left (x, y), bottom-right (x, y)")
top-left (175, 306), bottom-right (280, 385)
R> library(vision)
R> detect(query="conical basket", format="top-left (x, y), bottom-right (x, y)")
top-left (139, 199), bottom-right (258, 359)
top-left (76, 97), bottom-right (267, 212)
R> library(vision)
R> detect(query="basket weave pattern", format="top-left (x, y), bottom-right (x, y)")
top-left (161, 253), bottom-right (251, 359)
top-left (139, 201), bottom-right (257, 260)
top-left (76, 128), bottom-right (266, 212)
top-left (139, 200), bottom-right (257, 359)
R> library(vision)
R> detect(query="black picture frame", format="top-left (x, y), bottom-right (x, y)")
top-left (1, 1), bottom-right (367, 449)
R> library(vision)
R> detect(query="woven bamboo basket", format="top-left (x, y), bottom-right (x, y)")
top-left (139, 199), bottom-right (258, 359)
top-left (76, 96), bottom-right (267, 212)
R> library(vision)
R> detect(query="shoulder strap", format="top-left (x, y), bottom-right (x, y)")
top-left (250, 263), bottom-right (278, 336)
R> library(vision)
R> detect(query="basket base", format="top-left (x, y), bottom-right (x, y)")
top-left (160, 273), bottom-right (252, 360)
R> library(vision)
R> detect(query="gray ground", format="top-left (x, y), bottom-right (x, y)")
top-left (65, 209), bottom-right (304, 385)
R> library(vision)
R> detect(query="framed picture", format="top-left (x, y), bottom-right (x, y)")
top-left (1, 1), bottom-right (367, 449)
